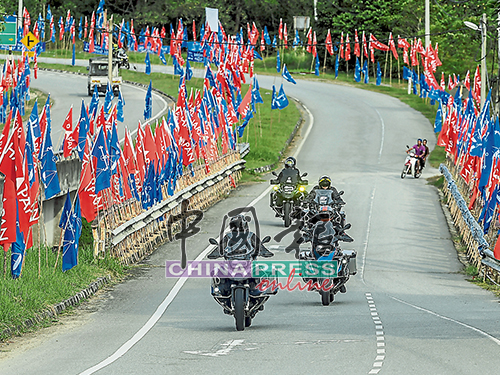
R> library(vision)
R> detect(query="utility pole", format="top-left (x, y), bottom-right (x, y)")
top-left (481, 13), bottom-right (487, 110)
top-left (425, 0), bottom-right (430, 49)
top-left (17, 0), bottom-right (23, 38)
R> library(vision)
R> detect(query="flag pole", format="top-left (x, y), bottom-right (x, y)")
top-left (383, 49), bottom-right (389, 83)
top-left (390, 52), bottom-right (392, 86)
top-left (398, 54), bottom-right (401, 85)
top-left (322, 49), bottom-right (327, 75)
top-left (3, 249), bottom-right (6, 279)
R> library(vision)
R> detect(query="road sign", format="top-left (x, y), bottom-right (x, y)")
top-left (20, 32), bottom-right (39, 50)
top-left (0, 16), bottom-right (17, 46)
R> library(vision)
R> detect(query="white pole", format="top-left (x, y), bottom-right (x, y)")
top-left (481, 13), bottom-right (487, 110)
top-left (425, 0), bottom-right (430, 49)
top-left (17, 0), bottom-right (23, 37)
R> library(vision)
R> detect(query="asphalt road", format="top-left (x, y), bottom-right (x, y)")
top-left (0, 63), bottom-right (499, 375)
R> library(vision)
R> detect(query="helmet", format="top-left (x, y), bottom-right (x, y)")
top-left (284, 156), bottom-right (296, 169)
top-left (417, 138), bottom-right (422, 143)
top-left (318, 175), bottom-right (331, 189)
top-left (229, 215), bottom-right (249, 232)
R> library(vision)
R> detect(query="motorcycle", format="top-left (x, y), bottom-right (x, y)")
top-left (208, 235), bottom-right (277, 331)
top-left (270, 172), bottom-right (308, 227)
top-left (113, 48), bottom-right (130, 69)
top-left (401, 145), bottom-right (422, 179)
top-left (297, 190), bottom-right (355, 306)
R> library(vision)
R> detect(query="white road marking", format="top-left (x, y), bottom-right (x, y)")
top-left (363, 101), bottom-right (385, 164)
top-left (360, 187), bottom-right (376, 284)
top-left (391, 296), bottom-right (500, 346)
top-left (366, 292), bottom-right (386, 374)
top-left (79, 95), bottom-right (316, 375)
top-left (183, 339), bottom-right (245, 357)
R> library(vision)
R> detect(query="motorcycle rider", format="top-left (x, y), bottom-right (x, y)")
top-left (305, 175), bottom-right (344, 207)
top-left (207, 214), bottom-right (274, 259)
top-left (421, 139), bottom-right (430, 169)
top-left (270, 156), bottom-right (305, 216)
top-left (407, 139), bottom-right (426, 172)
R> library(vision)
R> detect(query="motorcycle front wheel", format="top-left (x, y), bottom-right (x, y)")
top-left (283, 201), bottom-right (291, 227)
top-left (234, 288), bottom-right (245, 331)
top-left (401, 165), bottom-right (408, 179)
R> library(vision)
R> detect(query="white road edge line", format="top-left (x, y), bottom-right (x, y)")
top-left (363, 101), bottom-right (385, 165)
top-left (391, 296), bottom-right (500, 346)
top-left (360, 187), bottom-right (376, 285)
top-left (79, 102), bottom-right (314, 375)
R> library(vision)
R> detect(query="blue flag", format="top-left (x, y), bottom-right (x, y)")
top-left (252, 76), bottom-right (264, 104)
top-left (117, 90), bottom-right (125, 122)
top-left (59, 191), bottom-right (72, 229)
top-left (159, 52), bottom-right (167, 65)
top-left (354, 57), bottom-right (361, 82)
top-left (271, 85), bottom-right (279, 110)
top-left (144, 80), bottom-right (153, 120)
top-left (28, 100), bottom-right (41, 138)
top-left (62, 205), bottom-right (77, 272)
top-left (314, 54), bottom-right (320, 76)
top-left (264, 26), bottom-right (271, 45)
top-left (237, 109), bottom-right (254, 138)
top-left (272, 35), bottom-right (277, 48)
top-left (145, 51), bottom-right (151, 74)
top-left (185, 59), bottom-right (193, 81)
top-left (293, 29), bottom-right (301, 47)
top-left (282, 64), bottom-right (296, 84)
top-left (276, 50), bottom-right (281, 73)
top-left (91, 126), bottom-right (111, 193)
top-left (104, 82), bottom-right (114, 114)
top-left (363, 60), bottom-right (369, 84)
top-left (96, 0), bottom-right (105, 14)
top-left (109, 120), bottom-right (121, 172)
top-left (77, 100), bottom-right (90, 159)
top-left (434, 101), bottom-right (443, 133)
top-left (277, 84), bottom-right (289, 110)
top-left (39, 105), bottom-right (61, 199)
top-left (376, 62), bottom-right (382, 86)
top-left (89, 85), bottom-right (100, 117)
top-left (335, 55), bottom-right (339, 79)
top-left (11, 213), bottom-right (25, 279)
top-left (72, 44), bottom-right (76, 66)
top-left (141, 162), bottom-right (156, 209)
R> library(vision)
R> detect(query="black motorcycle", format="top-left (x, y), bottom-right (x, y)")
top-left (270, 172), bottom-right (308, 227)
top-left (113, 47), bottom-right (130, 69)
top-left (208, 235), bottom-right (277, 331)
top-left (298, 190), bottom-right (356, 306)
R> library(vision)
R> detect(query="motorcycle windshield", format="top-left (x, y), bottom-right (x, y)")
top-left (313, 190), bottom-right (334, 206)
top-left (279, 169), bottom-right (299, 185)
top-left (223, 233), bottom-right (254, 260)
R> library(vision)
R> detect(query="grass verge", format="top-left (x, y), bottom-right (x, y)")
top-left (0, 245), bottom-right (125, 341)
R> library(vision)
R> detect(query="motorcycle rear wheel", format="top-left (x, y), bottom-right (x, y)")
top-left (321, 290), bottom-right (330, 306)
top-left (283, 202), bottom-right (291, 227)
top-left (234, 288), bottom-right (245, 331)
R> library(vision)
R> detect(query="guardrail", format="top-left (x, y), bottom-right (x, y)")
top-left (440, 163), bottom-right (500, 284)
top-left (102, 157), bottom-right (245, 264)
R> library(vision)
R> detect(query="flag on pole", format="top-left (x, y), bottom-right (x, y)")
top-left (282, 64), bottom-right (296, 84)
top-left (144, 80), bottom-right (153, 120)
top-left (145, 51), bottom-right (151, 75)
top-left (354, 57), bottom-right (361, 82)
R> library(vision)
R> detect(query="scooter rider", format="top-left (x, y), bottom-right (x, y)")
top-left (207, 214), bottom-right (274, 259)
top-left (408, 139), bottom-right (425, 172)
top-left (421, 139), bottom-right (430, 168)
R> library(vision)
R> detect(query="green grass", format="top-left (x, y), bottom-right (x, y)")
top-left (427, 175), bottom-right (444, 189)
top-left (429, 145), bottom-right (446, 168)
top-left (0, 245), bottom-right (125, 340)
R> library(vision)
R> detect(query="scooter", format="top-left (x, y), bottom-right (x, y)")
top-left (401, 145), bottom-right (422, 179)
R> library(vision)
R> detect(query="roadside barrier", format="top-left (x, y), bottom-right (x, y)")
top-left (94, 152), bottom-right (244, 265)
top-left (440, 163), bottom-right (500, 284)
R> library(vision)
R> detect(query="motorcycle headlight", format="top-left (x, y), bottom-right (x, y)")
top-left (273, 185), bottom-right (279, 191)
top-left (298, 186), bottom-right (305, 192)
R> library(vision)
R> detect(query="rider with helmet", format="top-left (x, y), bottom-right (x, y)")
top-left (207, 214), bottom-right (274, 259)
top-left (305, 175), bottom-right (344, 207)
top-left (270, 156), bottom-right (306, 215)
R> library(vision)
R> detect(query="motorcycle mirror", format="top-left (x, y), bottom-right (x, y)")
top-left (301, 172), bottom-right (308, 177)
top-left (208, 238), bottom-right (219, 246)
top-left (261, 235), bottom-right (271, 244)
top-left (271, 171), bottom-right (277, 176)
top-left (406, 145), bottom-right (410, 149)
top-left (344, 223), bottom-right (352, 230)
top-left (339, 190), bottom-right (345, 195)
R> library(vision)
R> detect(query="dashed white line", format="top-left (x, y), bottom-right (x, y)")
top-left (366, 293), bottom-right (386, 374)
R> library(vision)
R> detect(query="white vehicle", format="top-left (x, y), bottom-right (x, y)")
top-left (401, 145), bottom-right (422, 179)
top-left (87, 57), bottom-right (122, 96)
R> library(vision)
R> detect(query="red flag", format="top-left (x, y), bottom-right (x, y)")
top-left (389, 33), bottom-right (398, 60)
top-left (464, 70), bottom-right (471, 91)
top-left (62, 106), bottom-right (73, 132)
top-left (440, 72), bottom-right (446, 90)
top-left (78, 137), bottom-right (99, 222)
top-left (0, 112), bottom-right (16, 249)
top-left (370, 34), bottom-right (389, 52)
top-left (362, 31), bottom-right (368, 58)
top-left (13, 111), bottom-right (31, 236)
top-left (473, 65), bottom-right (481, 104)
top-left (312, 32), bottom-right (317, 57)
top-left (354, 30), bottom-right (360, 57)
top-left (135, 122), bottom-right (146, 181)
top-left (306, 28), bottom-right (312, 53)
top-left (340, 32), bottom-right (344, 59)
top-left (143, 123), bottom-right (158, 167)
top-left (447, 74), bottom-right (453, 91)
top-left (283, 24), bottom-right (288, 49)
top-left (345, 33), bottom-right (350, 61)
top-left (325, 29), bottom-right (333, 56)
top-left (238, 85), bottom-right (253, 118)
top-left (494, 233), bottom-right (500, 260)
top-left (278, 18), bottom-right (283, 40)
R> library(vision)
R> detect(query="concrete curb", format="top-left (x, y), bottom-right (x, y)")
top-left (1, 275), bottom-right (111, 341)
